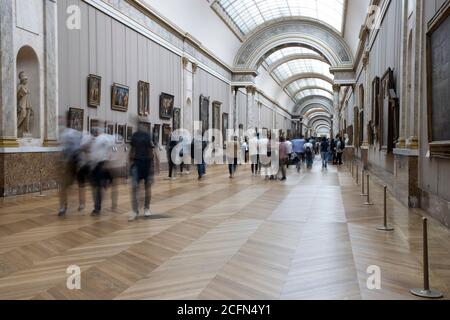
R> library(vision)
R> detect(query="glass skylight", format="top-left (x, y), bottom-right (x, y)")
top-left (216, 0), bottom-right (345, 35)
top-left (286, 78), bottom-right (333, 96)
top-left (295, 89), bottom-right (333, 101)
top-left (272, 59), bottom-right (333, 83)
top-left (265, 47), bottom-right (320, 65)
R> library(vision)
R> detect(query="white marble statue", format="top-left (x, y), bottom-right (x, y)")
top-left (17, 71), bottom-right (33, 136)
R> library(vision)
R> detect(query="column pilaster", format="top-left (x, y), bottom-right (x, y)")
top-left (0, 0), bottom-right (19, 147)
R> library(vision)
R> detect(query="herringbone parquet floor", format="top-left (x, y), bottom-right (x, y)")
top-left (0, 158), bottom-right (448, 300)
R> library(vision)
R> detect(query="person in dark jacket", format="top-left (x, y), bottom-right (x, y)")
top-left (128, 122), bottom-right (155, 221)
top-left (320, 137), bottom-right (330, 169)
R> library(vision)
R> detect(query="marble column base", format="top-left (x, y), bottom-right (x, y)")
top-left (43, 139), bottom-right (59, 147)
top-left (393, 150), bottom-right (420, 208)
top-left (0, 138), bottom-right (19, 148)
top-left (420, 189), bottom-right (450, 228)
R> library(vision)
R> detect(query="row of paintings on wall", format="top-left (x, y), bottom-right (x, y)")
top-left (88, 74), bottom-right (175, 120)
top-left (68, 107), bottom-right (173, 145)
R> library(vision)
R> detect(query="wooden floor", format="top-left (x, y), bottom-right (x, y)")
top-left (0, 157), bottom-right (449, 300)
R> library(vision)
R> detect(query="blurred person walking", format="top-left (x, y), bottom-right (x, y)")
top-left (57, 124), bottom-right (82, 217)
top-left (128, 122), bottom-right (155, 221)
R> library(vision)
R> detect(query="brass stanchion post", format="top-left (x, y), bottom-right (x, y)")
top-left (410, 218), bottom-right (443, 299)
top-left (360, 170), bottom-right (367, 196)
top-left (356, 165), bottom-right (359, 185)
top-left (377, 186), bottom-right (394, 231)
top-left (364, 174), bottom-right (373, 206)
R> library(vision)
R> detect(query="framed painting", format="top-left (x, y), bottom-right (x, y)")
top-left (262, 127), bottom-right (268, 138)
top-left (212, 101), bottom-right (221, 131)
top-left (68, 107), bottom-right (84, 132)
top-left (106, 123), bottom-right (115, 136)
top-left (160, 93), bottom-right (174, 119)
top-left (116, 124), bottom-right (125, 143)
top-left (162, 124), bottom-right (171, 146)
top-left (88, 118), bottom-right (100, 136)
top-left (347, 125), bottom-right (353, 146)
top-left (153, 124), bottom-right (161, 145)
top-left (138, 81), bottom-right (150, 116)
top-left (111, 83), bottom-right (129, 112)
top-left (380, 68), bottom-right (395, 152)
top-left (199, 95), bottom-right (209, 134)
top-left (173, 108), bottom-right (181, 131)
top-left (126, 126), bottom-right (133, 143)
top-left (88, 74), bottom-right (101, 108)
top-left (426, 3), bottom-right (450, 158)
top-left (372, 77), bottom-right (380, 127)
top-left (222, 113), bottom-right (229, 143)
top-left (139, 122), bottom-right (151, 135)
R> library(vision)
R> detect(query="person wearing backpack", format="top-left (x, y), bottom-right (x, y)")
top-left (304, 139), bottom-right (314, 169)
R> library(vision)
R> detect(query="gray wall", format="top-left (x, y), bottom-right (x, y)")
top-left (58, 0), bottom-right (182, 136)
top-left (193, 67), bottom-right (231, 133)
top-left (419, 0), bottom-right (450, 202)
top-left (347, 0), bottom-right (403, 174)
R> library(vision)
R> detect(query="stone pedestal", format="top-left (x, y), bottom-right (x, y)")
top-left (0, 148), bottom-right (61, 196)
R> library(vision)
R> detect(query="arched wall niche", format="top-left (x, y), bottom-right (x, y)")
top-left (16, 45), bottom-right (40, 138)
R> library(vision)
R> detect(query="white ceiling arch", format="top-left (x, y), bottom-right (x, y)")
top-left (267, 53), bottom-right (328, 73)
top-left (234, 18), bottom-right (353, 69)
top-left (281, 72), bottom-right (334, 90)
top-left (303, 106), bottom-right (331, 118)
top-left (295, 88), bottom-right (333, 101)
top-left (295, 97), bottom-right (334, 115)
top-left (310, 118), bottom-right (332, 130)
top-left (292, 86), bottom-right (333, 98)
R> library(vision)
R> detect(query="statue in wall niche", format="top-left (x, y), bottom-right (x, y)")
top-left (17, 71), bottom-right (33, 137)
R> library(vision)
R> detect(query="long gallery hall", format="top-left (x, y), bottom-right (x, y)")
top-left (0, 0), bottom-right (449, 303)
top-left (1, 161), bottom-right (449, 300)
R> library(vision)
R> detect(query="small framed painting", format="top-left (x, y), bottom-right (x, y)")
top-left (126, 126), bottom-right (133, 143)
top-left (140, 122), bottom-right (151, 135)
top-left (138, 81), bottom-right (150, 116)
top-left (89, 118), bottom-right (100, 135)
top-left (116, 124), bottom-right (126, 143)
top-left (162, 124), bottom-right (171, 146)
top-left (106, 123), bottom-right (115, 135)
top-left (88, 74), bottom-right (101, 108)
top-left (160, 93), bottom-right (174, 119)
top-left (153, 124), bottom-right (161, 145)
top-left (68, 107), bottom-right (84, 132)
top-left (111, 83), bottom-right (129, 112)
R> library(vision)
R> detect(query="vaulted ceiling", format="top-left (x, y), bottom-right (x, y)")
top-left (210, 0), bottom-right (358, 133)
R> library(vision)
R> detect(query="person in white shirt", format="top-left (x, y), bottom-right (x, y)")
top-left (285, 138), bottom-right (293, 168)
top-left (58, 126), bottom-right (82, 217)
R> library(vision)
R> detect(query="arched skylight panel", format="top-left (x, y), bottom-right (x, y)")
top-left (295, 89), bottom-right (333, 101)
top-left (216, 0), bottom-right (345, 35)
top-left (272, 59), bottom-right (333, 82)
top-left (286, 78), bottom-right (333, 96)
top-left (265, 47), bottom-right (320, 65)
